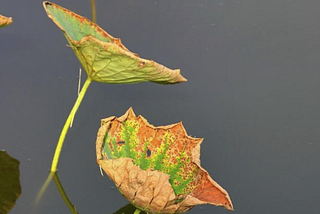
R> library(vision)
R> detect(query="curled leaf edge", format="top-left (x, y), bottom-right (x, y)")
top-left (43, 1), bottom-right (187, 84)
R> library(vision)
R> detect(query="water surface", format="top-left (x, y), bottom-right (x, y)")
top-left (1, 0), bottom-right (320, 213)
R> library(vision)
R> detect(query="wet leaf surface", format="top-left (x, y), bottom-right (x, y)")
top-left (0, 151), bottom-right (21, 214)
top-left (43, 1), bottom-right (187, 84)
top-left (0, 14), bottom-right (12, 28)
top-left (96, 108), bottom-right (233, 213)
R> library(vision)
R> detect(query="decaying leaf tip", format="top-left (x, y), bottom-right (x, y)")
top-left (0, 14), bottom-right (12, 28)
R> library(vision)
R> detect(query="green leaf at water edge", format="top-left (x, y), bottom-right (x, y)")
top-left (0, 151), bottom-right (21, 214)
top-left (43, 1), bottom-right (187, 84)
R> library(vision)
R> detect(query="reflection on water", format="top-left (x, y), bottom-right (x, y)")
top-left (36, 172), bottom-right (146, 214)
top-left (0, 151), bottom-right (21, 214)
top-left (35, 172), bottom-right (78, 214)
top-left (113, 204), bottom-right (147, 214)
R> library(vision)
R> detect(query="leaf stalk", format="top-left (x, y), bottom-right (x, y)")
top-left (50, 78), bottom-right (92, 172)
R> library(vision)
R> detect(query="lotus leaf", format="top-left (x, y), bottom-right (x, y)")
top-left (96, 108), bottom-right (233, 213)
top-left (0, 151), bottom-right (21, 214)
top-left (43, 1), bottom-right (186, 84)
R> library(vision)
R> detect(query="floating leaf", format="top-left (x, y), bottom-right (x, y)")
top-left (43, 1), bottom-right (187, 84)
top-left (0, 14), bottom-right (12, 28)
top-left (0, 151), bottom-right (21, 214)
top-left (96, 108), bottom-right (233, 213)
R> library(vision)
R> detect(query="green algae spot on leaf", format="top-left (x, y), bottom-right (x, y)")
top-left (43, 1), bottom-right (187, 84)
top-left (0, 14), bottom-right (12, 28)
top-left (96, 108), bottom-right (233, 214)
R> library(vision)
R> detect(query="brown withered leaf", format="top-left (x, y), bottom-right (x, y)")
top-left (0, 14), bottom-right (12, 28)
top-left (96, 108), bottom-right (233, 213)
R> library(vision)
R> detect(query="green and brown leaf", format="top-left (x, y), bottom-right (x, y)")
top-left (96, 108), bottom-right (233, 213)
top-left (43, 1), bottom-right (187, 84)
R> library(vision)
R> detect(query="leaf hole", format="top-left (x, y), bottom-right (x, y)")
top-left (139, 61), bottom-right (146, 67)
top-left (117, 141), bottom-right (125, 145)
top-left (147, 149), bottom-right (151, 157)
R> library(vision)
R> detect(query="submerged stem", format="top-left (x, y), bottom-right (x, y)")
top-left (53, 173), bottom-right (79, 214)
top-left (91, 0), bottom-right (96, 23)
top-left (50, 78), bottom-right (92, 172)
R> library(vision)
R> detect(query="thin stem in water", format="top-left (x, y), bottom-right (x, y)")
top-left (35, 172), bottom-right (78, 214)
top-left (50, 78), bottom-right (92, 172)
top-left (91, 0), bottom-right (96, 23)
top-left (53, 172), bottom-right (79, 214)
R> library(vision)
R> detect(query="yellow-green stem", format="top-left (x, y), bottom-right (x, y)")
top-left (50, 78), bottom-right (92, 172)
top-left (91, 0), bottom-right (96, 23)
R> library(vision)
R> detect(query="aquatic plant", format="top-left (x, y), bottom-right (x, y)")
top-left (96, 108), bottom-right (233, 213)
top-left (0, 151), bottom-right (21, 213)
top-left (43, 1), bottom-right (186, 172)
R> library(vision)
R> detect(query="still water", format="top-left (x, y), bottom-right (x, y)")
top-left (1, 0), bottom-right (320, 214)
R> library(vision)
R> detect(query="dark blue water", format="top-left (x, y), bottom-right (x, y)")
top-left (1, 0), bottom-right (320, 214)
